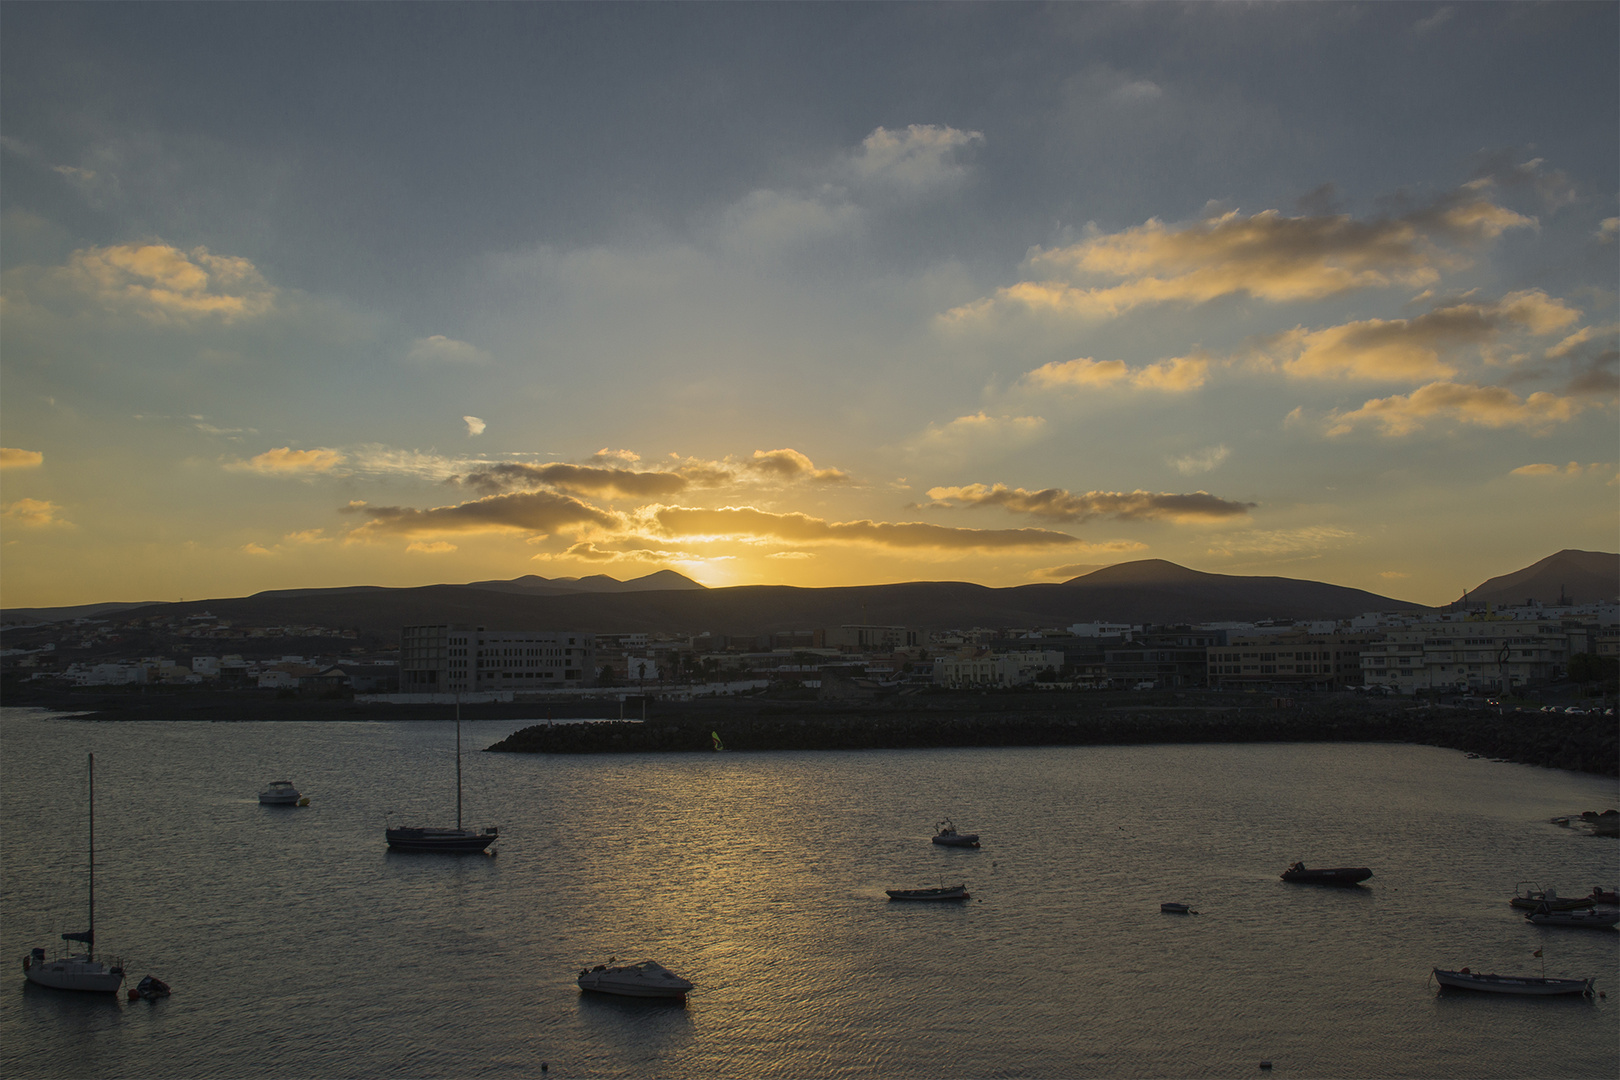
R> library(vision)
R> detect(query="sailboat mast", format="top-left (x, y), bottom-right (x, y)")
top-left (455, 700), bottom-right (463, 832)
top-left (87, 752), bottom-right (95, 954)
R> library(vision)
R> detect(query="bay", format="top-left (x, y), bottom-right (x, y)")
top-left (2, 706), bottom-right (1615, 1079)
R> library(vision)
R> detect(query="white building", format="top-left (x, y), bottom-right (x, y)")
top-left (1360, 618), bottom-right (1576, 694)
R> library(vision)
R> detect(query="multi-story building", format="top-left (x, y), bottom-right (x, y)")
top-left (1359, 618), bottom-right (1573, 695)
top-left (1206, 632), bottom-right (1374, 690)
top-left (824, 625), bottom-right (923, 652)
top-left (400, 624), bottom-right (596, 694)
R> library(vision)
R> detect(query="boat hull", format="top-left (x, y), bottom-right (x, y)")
top-left (1433, 968), bottom-right (1593, 996)
top-left (23, 956), bottom-right (124, 993)
top-left (1281, 866), bottom-right (1372, 886)
top-left (385, 826), bottom-right (496, 853)
top-left (932, 834), bottom-right (980, 847)
top-left (577, 961), bottom-right (693, 999)
top-left (1526, 909), bottom-right (1620, 928)
top-left (886, 886), bottom-right (969, 901)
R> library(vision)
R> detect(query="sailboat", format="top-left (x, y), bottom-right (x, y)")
top-left (385, 701), bottom-right (499, 853)
top-left (22, 753), bottom-right (126, 993)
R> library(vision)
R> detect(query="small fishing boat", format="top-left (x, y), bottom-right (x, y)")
top-left (886, 884), bottom-right (969, 901)
top-left (258, 780), bottom-right (302, 805)
top-left (1281, 862), bottom-right (1372, 886)
top-left (1509, 882), bottom-right (1593, 911)
top-left (931, 819), bottom-right (980, 847)
top-left (577, 959), bottom-right (693, 999)
top-left (1433, 967), bottom-right (1594, 996)
top-left (1160, 902), bottom-right (1192, 914)
top-left (1526, 906), bottom-right (1619, 929)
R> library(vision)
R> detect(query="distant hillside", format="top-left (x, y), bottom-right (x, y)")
top-left (1461, 549), bottom-right (1619, 607)
top-left (463, 570), bottom-right (706, 596)
top-left (50, 559), bottom-right (1429, 639)
top-left (0, 601), bottom-right (165, 625)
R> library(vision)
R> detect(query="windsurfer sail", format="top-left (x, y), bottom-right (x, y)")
top-left (711, 731), bottom-right (725, 752)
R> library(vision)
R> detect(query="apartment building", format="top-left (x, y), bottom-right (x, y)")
top-left (400, 624), bottom-right (596, 693)
top-left (1207, 632), bottom-right (1374, 690)
top-left (1359, 618), bottom-right (1573, 695)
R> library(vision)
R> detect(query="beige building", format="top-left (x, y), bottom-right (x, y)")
top-left (1206, 632), bottom-right (1373, 690)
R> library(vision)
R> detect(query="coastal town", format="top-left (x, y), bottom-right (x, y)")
top-left (5, 595), bottom-right (1616, 711)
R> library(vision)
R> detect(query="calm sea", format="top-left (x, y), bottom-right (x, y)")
top-left (2, 706), bottom-right (1616, 1079)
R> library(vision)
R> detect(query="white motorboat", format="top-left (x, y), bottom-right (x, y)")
top-left (22, 754), bottom-right (126, 993)
top-left (1433, 967), bottom-right (1594, 996)
top-left (932, 819), bottom-right (980, 847)
top-left (1526, 906), bottom-right (1620, 929)
top-left (577, 959), bottom-right (694, 999)
top-left (258, 780), bottom-right (302, 805)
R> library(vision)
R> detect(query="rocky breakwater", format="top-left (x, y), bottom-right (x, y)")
top-left (486, 697), bottom-right (1616, 777)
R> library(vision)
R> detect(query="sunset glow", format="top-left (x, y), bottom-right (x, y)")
top-left (1, 4), bottom-right (1614, 608)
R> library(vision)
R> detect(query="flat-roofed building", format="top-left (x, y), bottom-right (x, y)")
top-left (1207, 632), bottom-right (1374, 690)
top-left (401, 624), bottom-right (596, 693)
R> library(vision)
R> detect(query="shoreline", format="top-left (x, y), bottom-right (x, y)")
top-left (8, 687), bottom-right (1613, 776)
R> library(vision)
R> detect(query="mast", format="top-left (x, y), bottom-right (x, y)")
top-left (87, 752), bottom-right (95, 954)
top-left (455, 699), bottom-right (463, 832)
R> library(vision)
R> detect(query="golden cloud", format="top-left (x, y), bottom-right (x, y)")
top-left (342, 490), bottom-right (619, 540)
top-left (1510, 461), bottom-right (1614, 478)
top-left (924, 483), bottom-right (1254, 523)
top-left (747, 448), bottom-right (849, 483)
top-left (1, 497), bottom-right (71, 528)
top-left (1325, 382), bottom-right (1585, 437)
top-left (59, 243), bottom-right (274, 322)
top-left (460, 448), bottom-right (847, 497)
top-left (538, 541), bottom-right (699, 565)
top-left (1024, 354), bottom-right (1208, 392)
top-left (944, 189), bottom-right (1534, 325)
top-left (0, 447), bottom-right (44, 469)
top-left (228, 447), bottom-right (345, 474)
top-left (406, 541), bottom-right (459, 555)
top-left (1205, 525), bottom-right (1358, 557)
top-left (649, 505), bottom-right (1079, 550)
top-left (1258, 290), bottom-right (1580, 382)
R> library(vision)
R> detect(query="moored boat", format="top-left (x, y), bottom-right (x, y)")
top-left (22, 754), bottom-right (126, 994)
top-left (1281, 862), bottom-right (1371, 886)
top-left (1509, 882), bottom-right (1593, 911)
top-left (385, 701), bottom-right (498, 853)
top-left (258, 780), bottom-right (301, 805)
top-left (1160, 902), bottom-right (1192, 914)
top-left (1433, 967), bottom-right (1593, 996)
top-left (887, 884), bottom-right (969, 901)
top-left (1526, 906), bottom-right (1619, 929)
top-left (931, 819), bottom-right (980, 847)
top-left (577, 959), bottom-right (693, 999)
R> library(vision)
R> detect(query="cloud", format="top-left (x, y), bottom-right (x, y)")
top-left (1410, 6), bottom-right (1456, 36)
top-left (537, 541), bottom-right (697, 565)
top-left (1324, 382), bottom-right (1585, 436)
top-left (406, 541), bottom-right (458, 555)
top-left (1168, 445), bottom-right (1231, 476)
top-left (226, 446), bottom-right (345, 475)
top-left (1205, 525), bottom-right (1358, 557)
top-left (647, 505), bottom-right (1079, 550)
top-left (460, 461), bottom-right (691, 499)
top-left (1598, 218), bottom-right (1619, 243)
top-left (463, 416), bottom-right (487, 437)
top-left (746, 448), bottom-right (848, 483)
top-left (1109, 80), bottom-right (1163, 104)
top-left (406, 335), bottom-right (488, 364)
top-left (1378, 570), bottom-right (1412, 580)
top-left (848, 124), bottom-right (984, 192)
top-left (282, 529), bottom-right (331, 544)
top-left (924, 483), bottom-right (1254, 523)
top-left (1, 497), bottom-right (71, 528)
top-left (1255, 290), bottom-right (1580, 382)
top-left (241, 542), bottom-right (274, 557)
top-left (56, 243), bottom-right (275, 322)
top-left (342, 490), bottom-right (619, 541)
top-left (943, 187), bottom-right (1535, 326)
top-left (1545, 322), bottom-right (1618, 362)
top-left (907, 412), bottom-right (1047, 459)
top-left (1510, 461), bottom-right (1614, 478)
top-left (0, 447), bottom-right (44, 469)
top-left (1024, 354), bottom-right (1209, 392)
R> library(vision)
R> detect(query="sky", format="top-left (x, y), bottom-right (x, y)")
top-left (1, 2), bottom-right (1616, 610)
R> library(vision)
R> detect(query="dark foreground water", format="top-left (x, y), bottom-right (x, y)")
top-left (2, 707), bottom-right (1615, 1079)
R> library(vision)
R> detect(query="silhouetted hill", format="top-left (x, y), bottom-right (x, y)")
top-left (39, 560), bottom-right (1431, 639)
top-left (1461, 549), bottom-right (1619, 607)
top-left (463, 570), bottom-right (706, 596)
